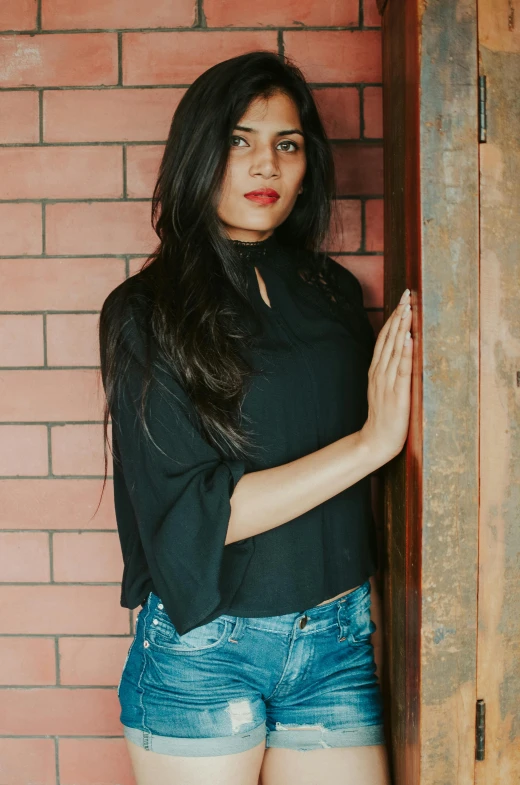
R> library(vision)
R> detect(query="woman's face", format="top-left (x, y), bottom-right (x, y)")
top-left (217, 91), bottom-right (306, 242)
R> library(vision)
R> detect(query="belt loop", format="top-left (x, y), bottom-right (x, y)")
top-left (337, 604), bottom-right (347, 642)
top-left (227, 616), bottom-right (246, 643)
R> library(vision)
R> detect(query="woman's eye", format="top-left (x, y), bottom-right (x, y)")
top-left (278, 140), bottom-right (300, 152)
top-left (230, 136), bottom-right (300, 152)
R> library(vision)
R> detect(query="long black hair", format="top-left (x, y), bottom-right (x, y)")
top-left (96, 50), bottom-right (342, 514)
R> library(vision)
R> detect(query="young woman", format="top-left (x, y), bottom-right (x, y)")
top-left (99, 51), bottom-right (413, 785)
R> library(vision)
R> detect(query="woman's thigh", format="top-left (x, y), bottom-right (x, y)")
top-left (125, 736), bottom-right (266, 785)
top-left (260, 744), bottom-right (390, 785)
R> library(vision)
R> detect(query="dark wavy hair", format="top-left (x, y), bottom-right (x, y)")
top-left (96, 50), bottom-right (342, 514)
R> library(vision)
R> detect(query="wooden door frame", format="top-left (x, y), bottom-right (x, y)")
top-left (377, 1), bottom-right (480, 782)
top-left (476, 1), bottom-right (520, 780)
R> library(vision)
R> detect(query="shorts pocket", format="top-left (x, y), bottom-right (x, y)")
top-left (146, 601), bottom-right (234, 654)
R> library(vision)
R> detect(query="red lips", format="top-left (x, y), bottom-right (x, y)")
top-left (244, 188), bottom-right (280, 198)
top-left (244, 188), bottom-right (280, 205)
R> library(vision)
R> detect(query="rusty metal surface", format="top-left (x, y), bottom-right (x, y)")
top-left (381, 1), bottom-right (480, 783)
top-left (476, 1), bottom-right (520, 782)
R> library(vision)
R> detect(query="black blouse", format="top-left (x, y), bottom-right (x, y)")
top-left (101, 232), bottom-right (378, 635)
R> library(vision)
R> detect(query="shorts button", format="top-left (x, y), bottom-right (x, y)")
top-left (158, 603), bottom-right (164, 609)
top-left (152, 618), bottom-right (158, 625)
top-left (143, 640), bottom-right (149, 648)
top-left (299, 615), bottom-right (308, 629)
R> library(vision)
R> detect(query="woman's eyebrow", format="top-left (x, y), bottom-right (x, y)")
top-left (234, 124), bottom-right (304, 138)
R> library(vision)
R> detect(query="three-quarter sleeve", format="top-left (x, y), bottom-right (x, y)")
top-left (103, 285), bottom-right (255, 636)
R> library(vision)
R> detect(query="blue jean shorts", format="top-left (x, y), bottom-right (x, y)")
top-left (118, 579), bottom-right (385, 756)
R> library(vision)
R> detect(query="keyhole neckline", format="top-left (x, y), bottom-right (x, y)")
top-left (252, 265), bottom-right (274, 311)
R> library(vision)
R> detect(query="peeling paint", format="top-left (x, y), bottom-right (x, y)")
top-left (433, 626), bottom-right (457, 645)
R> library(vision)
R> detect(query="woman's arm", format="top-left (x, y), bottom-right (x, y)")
top-left (226, 288), bottom-right (413, 545)
top-left (225, 428), bottom-right (380, 545)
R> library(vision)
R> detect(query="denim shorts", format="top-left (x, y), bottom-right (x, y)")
top-left (118, 579), bottom-right (385, 756)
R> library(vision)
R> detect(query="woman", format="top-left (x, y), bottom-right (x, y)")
top-left (99, 51), bottom-right (413, 785)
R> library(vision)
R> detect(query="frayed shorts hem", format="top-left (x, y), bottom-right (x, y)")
top-left (122, 721), bottom-right (386, 756)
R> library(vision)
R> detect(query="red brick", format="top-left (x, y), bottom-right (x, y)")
top-left (326, 199), bottom-right (362, 253)
top-left (126, 144), bottom-right (163, 198)
top-left (0, 532), bottom-right (50, 581)
top-left (0, 146), bottom-right (122, 199)
top-left (0, 687), bottom-right (122, 735)
top-left (365, 198), bottom-right (384, 250)
top-left (59, 635), bottom-right (133, 685)
top-left (204, 0), bottom-right (358, 27)
top-left (0, 91), bottom-right (39, 142)
top-left (312, 87), bottom-right (360, 140)
top-left (123, 30), bottom-right (277, 85)
top-left (0, 426), bottom-right (48, 476)
top-left (54, 531), bottom-right (123, 582)
top-left (60, 738), bottom-right (134, 785)
top-left (0, 0), bottom-right (37, 31)
top-left (284, 31), bottom-right (382, 83)
top-left (0, 585), bottom-right (129, 634)
top-left (0, 637), bottom-right (56, 685)
top-left (44, 87), bottom-right (184, 142)
top-left (0, 738), bottom-right (56, 785)
top-left (0, 314), bottom-right (44, 366)
top-left (0, 33), bottom-right (118, 88)
top-left (43, 0), bottom-right (196, 30)
top-left (0, 203), bottom-right (42, 254)
top-left (364, 0), bottom-right (382, 27)
top-left (0, 479), bottom-right (116, 530)
top-left (363, 86), bottom-right (382, 138)
top-left (334, 145), bottom-right (383, 195)
top-left (331, 255), bottom-right (384, 308)
top-left (47, 313), bottom-right (99, 367)
top-left (51, 424), bottom-right (105, 476)
top-left (0, 258), bottom-right (125, 311)
top-left (46, 201), bottom-right (156, 255)
top-left (0, 369), bottom-right (103, 422)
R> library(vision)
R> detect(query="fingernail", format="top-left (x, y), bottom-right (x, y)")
top-left (401, 303), bottom-right (411, 318)
top-left (400, 289), bottom-right (410, 304)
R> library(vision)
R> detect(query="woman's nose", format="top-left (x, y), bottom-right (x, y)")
top-left (250, 146), bottom-right (279, 176)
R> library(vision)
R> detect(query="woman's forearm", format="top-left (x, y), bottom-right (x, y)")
top-left (225, 429), bottom-right (389, 545)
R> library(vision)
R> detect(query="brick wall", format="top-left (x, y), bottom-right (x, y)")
top-left (0, 1), bottom-right (383, 782)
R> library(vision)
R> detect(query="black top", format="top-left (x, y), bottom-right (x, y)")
top-left (101, 232), bottom-right (378, 635)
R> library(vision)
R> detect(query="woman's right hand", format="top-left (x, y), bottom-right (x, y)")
top-left (359, 289), bottom-right (414, 463)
